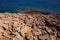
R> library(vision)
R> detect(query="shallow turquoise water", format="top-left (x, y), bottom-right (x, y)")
top-left (0, 0), bottom-right (60, 13)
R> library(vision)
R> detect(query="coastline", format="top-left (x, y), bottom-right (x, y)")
top-left (0, 8), bottom-right (60, 14)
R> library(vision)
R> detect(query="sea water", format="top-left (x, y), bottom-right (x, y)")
top-left (0, 0), bottom-right (60, 13)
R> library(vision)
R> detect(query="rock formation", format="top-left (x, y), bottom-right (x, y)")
top-left (0, 10), bottom-right (60, 40)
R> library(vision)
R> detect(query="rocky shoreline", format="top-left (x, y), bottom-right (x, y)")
top-left (0, 10), bottom-right (60, 40)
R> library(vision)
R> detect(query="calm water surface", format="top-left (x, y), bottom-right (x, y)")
top-left (0, 0), bottom-right (60, 13)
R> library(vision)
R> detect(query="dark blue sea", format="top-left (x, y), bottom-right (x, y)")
top-left (0, 0), bottom-right (60, 13)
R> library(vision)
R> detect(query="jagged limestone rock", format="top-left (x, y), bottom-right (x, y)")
top-left (0, 10), bottom-right (60, 40)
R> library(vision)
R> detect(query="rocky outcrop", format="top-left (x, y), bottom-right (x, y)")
top-left (0, 10), bottom-right (60, 40)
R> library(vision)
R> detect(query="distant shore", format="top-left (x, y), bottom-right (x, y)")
top-left (0, 9), bottom-right (60, 14)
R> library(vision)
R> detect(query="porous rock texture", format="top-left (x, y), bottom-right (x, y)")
top-left (0, 10), bottom-right (60, 40)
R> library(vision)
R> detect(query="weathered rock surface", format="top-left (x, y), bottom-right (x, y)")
top-left (0, 10), bottom-right (60, 40)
